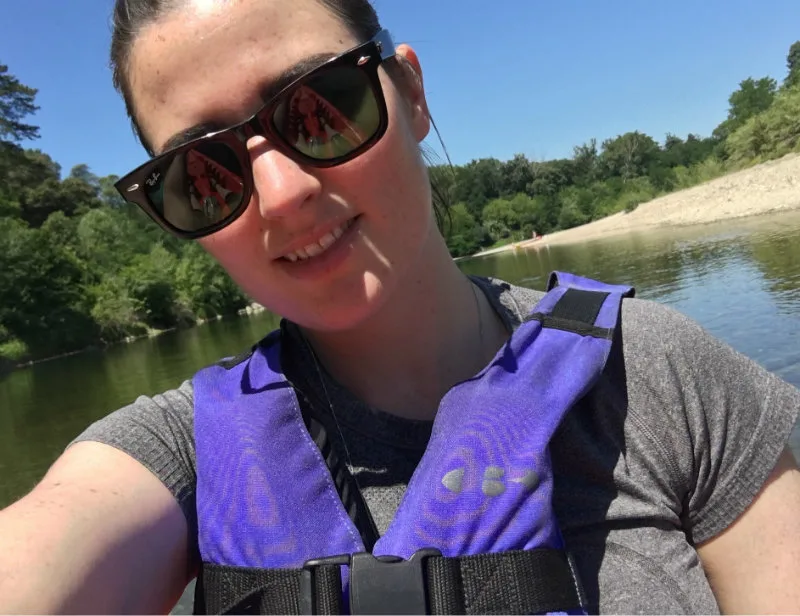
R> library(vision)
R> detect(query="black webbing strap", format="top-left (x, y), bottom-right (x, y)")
top-left (427, 549), bottom-right (584, 614)
top-left (199, 548), bottom-right (585, 615)
top-left (525, 288), bottom-right (613, 339)
top-left (200, 563), bottom-right (342, 614)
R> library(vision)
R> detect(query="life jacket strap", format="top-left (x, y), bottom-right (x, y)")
top-left (526, 287), bottom-right (618, 339)
top-left (197, 547), bottom-right (586, 615)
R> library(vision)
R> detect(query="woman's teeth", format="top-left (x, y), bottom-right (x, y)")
top-left (283, 219), bottom-right (353, 262)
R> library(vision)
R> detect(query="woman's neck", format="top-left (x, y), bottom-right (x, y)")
top-left (302, 233), bottom-right (509, 421)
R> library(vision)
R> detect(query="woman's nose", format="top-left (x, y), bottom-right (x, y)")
top-left (247, 136), bottom-right (322, 220)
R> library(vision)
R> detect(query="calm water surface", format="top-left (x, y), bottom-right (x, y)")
top-left (1, 210), bottom-right (799, 612)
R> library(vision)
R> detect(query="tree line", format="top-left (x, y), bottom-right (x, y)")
top-left (1, 41), bottom-right (799, 367)
top-left (438, 41), bottom-right (800, 257)
top-left (0, 71), bottom-right (249, 369)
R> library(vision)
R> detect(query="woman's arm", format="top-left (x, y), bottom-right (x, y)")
top-left (698, 447), bottom-right (800, 613)
top-left (0, 441), bottom-right (193, 614)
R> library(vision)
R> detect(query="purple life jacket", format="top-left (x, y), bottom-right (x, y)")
top-left (192, 272), bottom-right (634, 614)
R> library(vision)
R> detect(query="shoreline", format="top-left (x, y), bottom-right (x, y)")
top-left (2, 303), bottom-right (266, 375)
top-left (472, 153), bottom-right (800, 256)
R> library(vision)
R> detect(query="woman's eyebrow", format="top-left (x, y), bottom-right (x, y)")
top-left (258, 52), bottom-right (334, 101)
top-left (156, 51), bottom-right (336, 154)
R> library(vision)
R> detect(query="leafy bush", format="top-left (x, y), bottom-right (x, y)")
top-left (0, 338), bottom-right (29, 363)
top-left (726, 86), bottom-right (800, 165)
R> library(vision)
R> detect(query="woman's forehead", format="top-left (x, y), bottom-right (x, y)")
top-left (129, 0), bottom-right (356, 151)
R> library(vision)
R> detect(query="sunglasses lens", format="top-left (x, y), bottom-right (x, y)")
top-left (271, 64), bottom-right (381, 160)
top-left (145, 141), bottom-right (247, 233)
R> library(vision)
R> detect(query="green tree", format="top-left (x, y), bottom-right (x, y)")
top-left (1, 149), bottom-right (63, 219)
top-left (19, 174), bottom-right (102, 227)
top-left (15, 149), bottom-right (60, 184)
top-left (482, 197), bottom-right (517, 241)
top-left (90, 277), bottom-right (144, 343)
top-left (556, 187), bottom-right (594, 229)
top-left (713, 77), bottom-right (777, 142)
top-left (585, 178), bottom-right (626, 218)
top-left (507, 193), bottom-right (546, 237)
top-left (40, 211), bottom-right (80, 255)
top-left (785, 41), bottom-right (800, 89)
top-left (445, 203), bottom-right (484, 257)
top-left (77, 208), bottom-right (149, 277)
top-left (454, 158), bottom-right (503, 220)
top-left (500, 154), bottom-right (534, 196)
top-left (175, 242), bottom-right (248, 318)
top-left (69, 163), bottom-right (100, 189)
top-left (122, 244), bottom-right (182, 330)
top-left (599, 132), bottom-right (660, 181)
top-left (0, 64), bottom-right (39, 144)
top-left (480, 193), bottom-right (549, 241)
top-left (572, 139), bottom-right (599, 186)
top-left (98, 175), bottom-right (126, 208)
top-left (728, 77), bottom-right (777, 123)
top-left (0, 66), bottom-right (41, 219)
top-left (0, 218), bottom-right (97, 359)
top-left (725, 86), bottom-right (800, 163)
top-left (527, 159), bottom-right (575, 197)
top-left (681, 134), bottom-right (716, 165)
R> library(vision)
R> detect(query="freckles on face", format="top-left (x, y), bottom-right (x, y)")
top-left (129, 0), bottom-right (354, 150)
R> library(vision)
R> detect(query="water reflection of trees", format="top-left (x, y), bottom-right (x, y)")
top-left (459, 232), bottom-right (692, 302)
top-left (748, 231), bottom-right (800, 311)
top-left (459, 226), bottom-right (791, 310)
top-left (0, 310), bottom-right (283, 510)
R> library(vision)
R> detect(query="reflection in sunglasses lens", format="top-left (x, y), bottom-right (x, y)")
top-left (272, 65), bottom-right (379, 160)
top-left (157, 143), bottom-right (245, 232)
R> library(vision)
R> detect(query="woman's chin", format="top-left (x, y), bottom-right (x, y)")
top-left (283, 277), bottom-right (394, 333)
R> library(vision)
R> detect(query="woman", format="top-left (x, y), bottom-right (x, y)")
top-left (1, 0), bottom-right (799, 613)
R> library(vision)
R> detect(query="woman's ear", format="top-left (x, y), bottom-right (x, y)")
top-left (394, 44), bottom-right (430, 142)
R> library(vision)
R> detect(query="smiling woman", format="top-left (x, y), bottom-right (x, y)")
top-left (0, 0), bottom-right (799, 614)
top-left (117, 1), bottom-right (440, 334)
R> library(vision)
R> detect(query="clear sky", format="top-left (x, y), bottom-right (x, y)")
top-left (2, 0), bottom-right (799, 179)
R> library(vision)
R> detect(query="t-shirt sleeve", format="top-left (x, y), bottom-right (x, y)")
top-left (621, 298), bottom-right (800, 545)
top-left (69, 380), bottom-right (198, 544)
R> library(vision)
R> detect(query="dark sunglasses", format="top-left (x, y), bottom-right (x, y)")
top-left (115, 30), bottom-right (395, 239)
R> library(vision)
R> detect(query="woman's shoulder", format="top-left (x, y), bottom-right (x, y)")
top-left (486, 275), bottom-right (799, 538)
top-left (615, 294), bottom-right (798, 542)
top-left (70, 380), bottom-right (198, 527)
top-left (491, 273), bottom-right (800, 545)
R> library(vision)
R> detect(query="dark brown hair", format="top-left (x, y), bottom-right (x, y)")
top-left (109, 0), bottom-right (451, 227)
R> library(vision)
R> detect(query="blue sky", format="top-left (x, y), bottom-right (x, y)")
top-left (2, 0), bottom-right (799, 179)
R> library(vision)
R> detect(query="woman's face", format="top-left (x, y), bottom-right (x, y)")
top-left (128, 0), bottom-right (433, 331)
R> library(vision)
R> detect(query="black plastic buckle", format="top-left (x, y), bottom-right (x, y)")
top-left (301, 548), bottom-right (441, 615)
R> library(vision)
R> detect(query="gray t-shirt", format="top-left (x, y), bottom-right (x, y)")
top-left (74, 277), bottom-right (800, 614)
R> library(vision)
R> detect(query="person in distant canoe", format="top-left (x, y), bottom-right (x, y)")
top-left (0, 0), bottom-right (799, 614)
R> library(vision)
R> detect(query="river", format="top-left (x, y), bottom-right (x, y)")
top-left (1, 210), bottom-right (799, 612)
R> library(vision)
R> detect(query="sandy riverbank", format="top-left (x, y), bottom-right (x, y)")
top-left (475, 153), bottom-right (800, 256)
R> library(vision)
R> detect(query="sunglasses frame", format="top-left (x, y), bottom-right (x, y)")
top-left (115, 29), bottom-right (395, 239)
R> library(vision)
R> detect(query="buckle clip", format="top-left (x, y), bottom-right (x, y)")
top-left (301, 548), bottom-right (441, 615)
